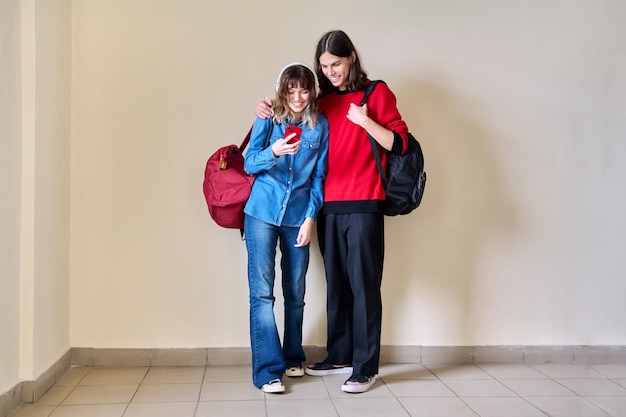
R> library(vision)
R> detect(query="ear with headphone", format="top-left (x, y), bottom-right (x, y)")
top-left (275, 62), bottom-right (319, 93)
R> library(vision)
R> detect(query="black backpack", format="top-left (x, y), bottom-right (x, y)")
top-left (361, 80), bottom-right (427, 216)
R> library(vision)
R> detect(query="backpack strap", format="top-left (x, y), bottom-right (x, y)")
top-left (240, 119), bottom-right (274, 151)
top-left (361, 80), bottom-right (388, 188)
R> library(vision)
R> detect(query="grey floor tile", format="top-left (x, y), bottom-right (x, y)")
top-left (555, 378), bottom-right (626, 396)
top-left (131, 383), bottom-right (200, 403)
top-left (477, 364), bottom-right (548, 379)
top-left (266, 398), bottom-right (338, 417)
top-left (590, 365), bottom-right (626, 379)
top-left (500, 378), bottom-right (577, 396)
top-left (62, 385), bottom-right (138, 405)
top-left (199, 381), bottom-right (263, 401)
top-left (203, 366), bottom-right (250, 382)
top-left (587, 396), bottom-right (626, 417)
top-left (35, 387), bottom-right (74, 406)
top-left (378, 364), bottom-right (437, 380)
top-left (55, 368), bottom-right (90, 387)
top-left (427, 365), bottom-right (493, 380)
top-left (384, 379), bottom-right (456, 397)
top-left (123, 402), bottom-right (196, 417)
top-left (463, 397), bottom-right (548, 417)
top-left (196, 400), bottom-right (266, 417)
top-left (79, 368), bottom-right (148, 386)
top-left (525, 396), bottom-right (611, 417)
top-left (443, 379), bottom-right (517, 397)
top-left (332, 397), bottom-right (410, 417)
top-left (399, 397), bottom-right (479, 417)
top-left (16, 363), bottom-right (626, 417)
top-left (50, 404), bottom-right (126, 417)
top-left (7, 405), bottom-right (57, 417)
top-left (531, 364), bottom-right (606, 379)
top-left (141, 367), bottom-right (205, 384)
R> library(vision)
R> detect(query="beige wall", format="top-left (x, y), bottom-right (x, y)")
top-left (69, 0), bottom-right (626, 348)
top-left (0, 0), bottom-right (24, 395)
top-left (0, 0), bottom-right (71, 393)
top-left (1, 0), bottom-right (625, 394)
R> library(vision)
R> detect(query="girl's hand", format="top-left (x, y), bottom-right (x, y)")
top-left (295, 218), bottom-right (314, 247)
top-left (271, 134), bottom-right (300, 156)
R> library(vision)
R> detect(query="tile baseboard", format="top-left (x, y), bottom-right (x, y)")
top-left (70, 344), bottom-right (626, 368)
top-left (0, 349), bottom-right (71, 417)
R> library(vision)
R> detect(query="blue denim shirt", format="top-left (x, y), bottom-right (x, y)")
top-left (244, 116), bottom-right (329, 227)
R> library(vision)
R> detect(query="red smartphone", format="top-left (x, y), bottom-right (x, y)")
top-left (285, 124), bottom-right (302, 144)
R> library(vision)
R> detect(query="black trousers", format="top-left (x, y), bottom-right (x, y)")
top-left (317, 212), bottom-right (385, 376)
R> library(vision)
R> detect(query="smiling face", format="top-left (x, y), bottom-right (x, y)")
top-left (319, 52), bottom-right (353, 91)
top-left (285, 83), bottom-right (312, 115)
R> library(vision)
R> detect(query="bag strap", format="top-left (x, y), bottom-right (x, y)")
top-left (239, 127), bottom-right (253, 151)
top-left (240, 120), bottom-right (274, 151)
top-left (361, 80), bottom-right (388, 188)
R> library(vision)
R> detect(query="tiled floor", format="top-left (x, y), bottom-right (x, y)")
top-left (9, 363), bottom-right (626, 417)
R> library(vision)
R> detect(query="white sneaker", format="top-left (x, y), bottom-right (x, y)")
top-left (285, 366), bottom-right (305, 377)
top-left (261, 379), bottom-right (285, 393)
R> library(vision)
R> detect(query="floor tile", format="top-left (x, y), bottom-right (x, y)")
top-left (7, 405), bottom-right (57, 417)
top-left (442, 379), bottom-right (517, 397)
top-left (131, 383), bottom-right (201, 403)
top-left (122, 402), bottom-right (196, 417)
top-left (332, 397), bottom-right (410, 417)
top-left (55, 368), bottom-right (90, 387)
top-left (79, 368), bottom-right (148, 386)
top-left (203, 366), bottom-right (250, 382)
top-left (35, 387), bottom-right (74, 406)
top-left (50, 404), bottom-right (126, 417)
top-left (531, 364), bottom-right (606, 379)
top-left (587, 396), bottom-right (626, 416)
top-left (266, 398), bottom-right (338, 417)
top-left (398, 397), bottom-right (479, 417)
top-left (463, 397), bottom-right (548, 417)
top-left (525, 396), bottom-right (611, 417)
top-left (427, 365), bottom-right (494, 380)
top-left (14, 363), bottom-right (626, 417)
top-left (591, 365), bottom-right (626, 379)
top-left (384, 379), bottom-right (456, 397)
top-left (62, 385), bottom-right (138, 405)
top-left (378, 364), bottom-right (437, 380)
top-left (196, 400), bottom-right (267, 417)
top-left (555, 378), bottom-right (626, 396)
top-left (199, 381), bottom-right (264, 401)
top-left (500, 378), bottom-right (577, 396)
top-left (477, 364), bottom-right (548, 379)
top-left (141, 367), bottom-right (205, 384)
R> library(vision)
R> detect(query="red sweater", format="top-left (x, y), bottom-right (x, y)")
top-left (320, 80), bottom-right (409, 213)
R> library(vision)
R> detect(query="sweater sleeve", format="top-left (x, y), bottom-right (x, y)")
top-left (368, 81), bottom-right (409, 155)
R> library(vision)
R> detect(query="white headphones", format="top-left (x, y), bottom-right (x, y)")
top-left (275, 62), bottom-right (319, 93)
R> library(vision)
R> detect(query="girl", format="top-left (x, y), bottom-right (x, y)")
top-left (244, 63), bottom-right (329, 393)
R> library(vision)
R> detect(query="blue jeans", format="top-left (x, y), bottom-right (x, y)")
top-left (244, 214), bottom-right (308, 388)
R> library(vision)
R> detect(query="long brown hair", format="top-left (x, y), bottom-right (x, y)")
top-left (314, 30), bottom-right (367, 96)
